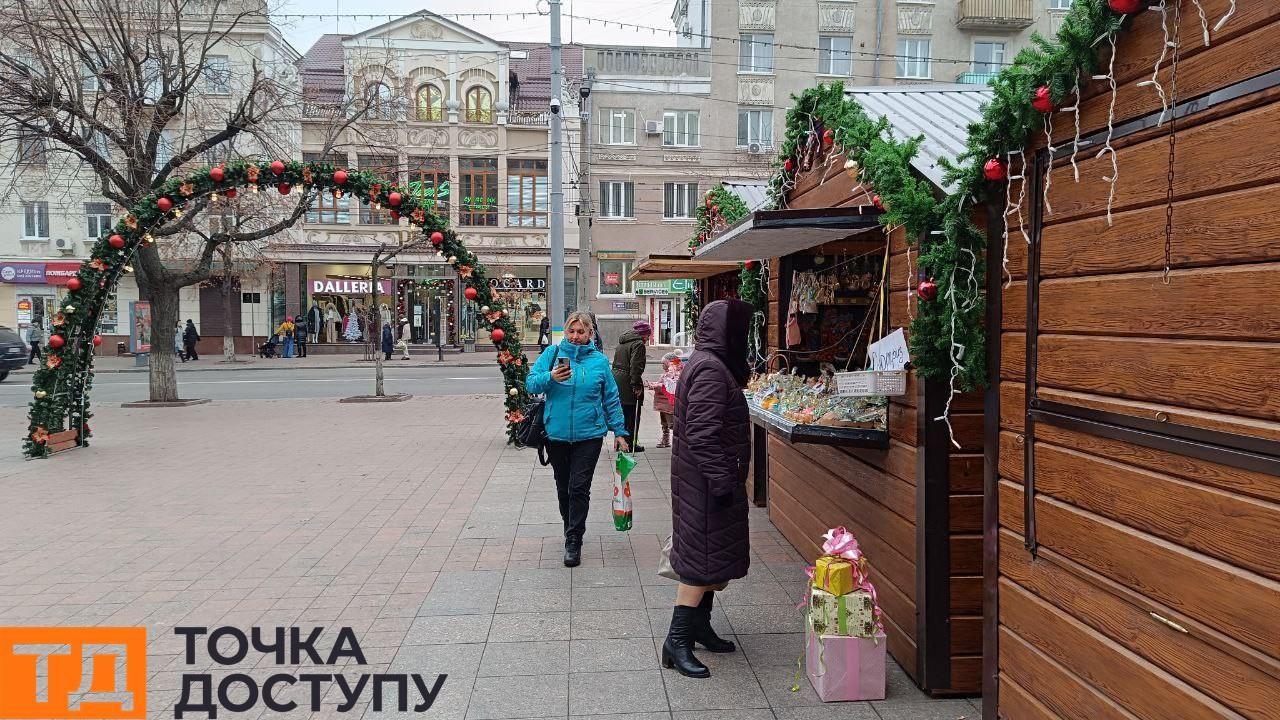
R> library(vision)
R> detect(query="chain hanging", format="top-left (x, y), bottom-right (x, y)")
top-left (1162, 0), bottom-right (1183, 285)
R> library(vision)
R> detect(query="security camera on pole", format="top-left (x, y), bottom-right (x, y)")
top-left (546, 0), bottom-right (566, 343)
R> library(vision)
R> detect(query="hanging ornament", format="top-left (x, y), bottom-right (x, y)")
top-left (822, 128), bottom-right (834, 146)
top-left (430, 231), bottom-right (444, 246)
top-left (333, 169), bottom-right (348, 185)
top-left (1108, 0), bottom-right (1144, 12)
top-left (490, 328), bottom-right (506, 343)
top-left (108, 234), bottom-right (125, 249)
top-left (711, 204), bottom-right (719, 214)
top-left (508, 387), bottom-right (519, 397)
top-left (277, 182), bottom-right (292, 195)
top-left (917, 279), bottom-right (939, 301)
top-left (66, 277), bottom-right (82, 291)
top-left (34, 390), bottom-right (47, 399)
top-left (156, 197), bottom-right (173, 213)
top-left (983, 158), bottom-right (1008, 181)
top-left (92, 335), bottom-right (103, 346)
top-left (64, 305), bottom-right (76, 313)
top-left (872, 194), bottom-right (884, 210)
top-left (448, 255), bottom-right (457, 263)
top-left (783, 158), bottom-right (795, 173)
top-left (225, 188), bottom-right (237, 199)
top-left (390, 210), bottom-right (400, 222)
top-left (1032, 86), bottom-right (1056, 113)
top-left (464, 287), bottom-right (478, 301)
top-left (47, 335), bottom-right (65, 349)
top-left (270, 160), bottom-right (285, 175)
top-left (744, 260), bottom-right (757, 270)
top-left (388, 192), bottom-right (402, 207)
top-left (210, 165), bottom-right (225, 182)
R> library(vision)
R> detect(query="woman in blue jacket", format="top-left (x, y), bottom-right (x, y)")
top-left (527, 311), bottom-right (630, 566)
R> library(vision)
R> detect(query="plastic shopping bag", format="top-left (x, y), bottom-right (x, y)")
top-left (613, 451), bottom-right (636, 531)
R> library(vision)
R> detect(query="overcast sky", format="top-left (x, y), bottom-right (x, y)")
top-left (273, 0), bottom-right (682, 55)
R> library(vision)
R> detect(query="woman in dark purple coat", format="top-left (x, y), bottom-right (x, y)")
top-left (661, 299), bottom-right (753, 678)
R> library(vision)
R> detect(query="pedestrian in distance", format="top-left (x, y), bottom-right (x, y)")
top-left (586, 311), bottom-right (605, 352)
top-left (649, 350), bottom-right (683, 448)
top-left (277, 316), bottom-right (296, 359)
top-left (26, 325), bottom-right (43, 364)
top-left (183, 320), bottom-right (200, 361)
top-left (294, 315), bottom-right (308, 358)
top-left (662, 299), bottom-right (753, 679)
top-left (538, 312), bottom-right (551, 353)
top-left (612, 320), bottom-right (651, 452)
top-left (381, 322), bottom-right (394, 361)
top-left (173, 321), bottom-right (186, 363)
top-left (526, 311), bottom-right (630, 567)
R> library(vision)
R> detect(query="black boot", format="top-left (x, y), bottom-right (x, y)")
top-left (662, 605), bottom-right (710, 678)
top-left (563, 537), bottom-right (582, 568)
top-left (693, 591), bottom-right (736, 653)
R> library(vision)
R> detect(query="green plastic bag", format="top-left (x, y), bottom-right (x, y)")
top-left (612, 451), bottom-right (636, 531)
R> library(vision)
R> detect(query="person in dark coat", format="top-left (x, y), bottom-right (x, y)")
top-left (183, 320), bottom-right (200, 361)
top-left (381, 323), bottom-right (394, 360)
top-left (586, 312), bottom-right (605, 352)
top-left (294, 316), bottom-right (308, 358)
top-left (662, 299), bottom-right (753, 679)
top-left (537, 313), bottom-right (551, 353)
top-left (612, 320), bottom-right (651, 452)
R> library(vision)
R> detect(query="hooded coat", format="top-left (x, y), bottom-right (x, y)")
top-left (669, 299), bottom-right (753, 586)
top-left (381, 324), bottom-right (394, 354)
top-left (611, 330), bottom-right (648, 405)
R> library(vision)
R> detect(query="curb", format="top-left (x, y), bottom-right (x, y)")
top-left (8, 359), bottom-right (668, 376)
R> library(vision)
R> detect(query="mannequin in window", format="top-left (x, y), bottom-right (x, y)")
top-left (308, 302), bottom-right (324, 344)
top-left (325, 301), bottom-right (339, 343)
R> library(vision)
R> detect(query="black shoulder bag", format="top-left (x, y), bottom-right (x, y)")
top-left (515, 347), bottom-right (558, 465)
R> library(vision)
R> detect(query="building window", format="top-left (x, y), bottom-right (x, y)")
top-left (465, 86), bottom-right (493, 123)
top-left (603, 108), bottom-right (636, 145)
top-left (819, 36), bottom-right (853, 75)
top-left (86, 202), bottom-right (113, 239)
top-left (507, 159), bottom-right (548, 228)
top-left (358, 154), bottom-right (398, 224)
top-left (663, 110), bottom-right (700, 147)
top-left (599, 181), bottom-right (634, 219)
top-left (241, 292), bottom-right (262, 304)
top-left (739, 33), bottom-right (774, 73)
top-left (155, 130), bottom-right (174, 172)
top-left (203, 55), bottom-right (231, 94)
top-left (208, 210), bottom-right (240, 235)
top-left (1049, 0), bottom-right (1072, 8)
top-left (18, 135), bottom-right (46, 165)
top-left (972, 41), bottom-right (1006, 74)
top-left (304, 152), bottom-right (351, 224)
top-left (415, 83), bottom-right (444, 121)
top-left (663, 182), bottom-right (698, 219)
top-left (365, 82), bottom-right (394, 120)
top-left (897, 39), bottom-right (932, 79)
top-left (737, 109), bottom-right (773, 147)
top-left (100, 294), bottom-right (118, 333)
top-left (598, 259), bottom-right (633, 296)
top-left (23, 201), bottom-right (49, 239)
top-left (460, 157), bottom-right (498, 226)
top-left (408, 156), bottom-right (449, 214)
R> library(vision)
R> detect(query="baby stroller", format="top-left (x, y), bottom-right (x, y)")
top-left (258, 335), bottom-right (279, 358)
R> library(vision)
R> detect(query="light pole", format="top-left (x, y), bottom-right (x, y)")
top-left (548, 0), bottom-right (565, 341)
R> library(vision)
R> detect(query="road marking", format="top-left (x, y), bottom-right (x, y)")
top-left (0, 376), bottom-right (495, 391)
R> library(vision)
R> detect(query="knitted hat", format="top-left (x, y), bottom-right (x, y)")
top-left (633, 320), bottom-right (653, 335)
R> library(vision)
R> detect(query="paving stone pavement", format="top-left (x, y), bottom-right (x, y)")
top-left (0, 397), bottom-right (980, 720)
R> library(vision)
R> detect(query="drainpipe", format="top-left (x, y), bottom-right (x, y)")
top-left (873, 0), bottom-right (884, 84)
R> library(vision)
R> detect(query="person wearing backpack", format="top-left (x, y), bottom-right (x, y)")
top-left (526, 311), bottom-right (630, 567)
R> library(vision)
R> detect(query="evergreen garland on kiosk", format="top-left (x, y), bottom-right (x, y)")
top-left (764, 0), bottom-right (1145, 395)
top-left (688, 186), bottom-right (766, 358)
top-left (25, 160), bottom-right (532, 458)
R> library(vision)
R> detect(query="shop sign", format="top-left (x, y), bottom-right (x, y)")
top-left (612, 301), bottom-right (640, 312)
top-left (44, 263), bottom-right (83, 286)
top-left (130, 301), bottom-right (152, 353)
top-left (311, 278), bottom-right (391, 295)
top-left (489, 277), bottom-right (546, 291)
top-left (596, 250), bottom-right (635, 260)
top-left (603, 272), bottom-right (622, 287)
top-left (633, 280), bottom-right (671, 296)
top-left (0, 262), bottom-right (46, 284)
top-left (670, 279), bottom-right (694, 292)
top-left (16, 299), bottom-right (32, 326)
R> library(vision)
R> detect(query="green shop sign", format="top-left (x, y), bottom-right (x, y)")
top-left (633, 279), bottom-right (693, 296)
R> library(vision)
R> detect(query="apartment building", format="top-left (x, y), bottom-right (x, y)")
top-left (290, 13), bottom-right (583, 348)
top-left (584, 0), bottom-right (1070, 345)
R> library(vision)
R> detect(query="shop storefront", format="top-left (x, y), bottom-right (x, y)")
top-left (488, 274), bottom-right (547, 342)
top-left (633, 278), bottom-right (694, 346)
top-left (2, 261), bottom-right (121, 342)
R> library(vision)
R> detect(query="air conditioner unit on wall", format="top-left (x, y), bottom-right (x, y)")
top-left (747, 142), bottom-right (765, 154)
top-left (51, 238), bottom-right (76, 255)
top-left (644, 120), bottom-right (663, 134)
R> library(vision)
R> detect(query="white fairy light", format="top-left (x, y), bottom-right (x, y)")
top-left (1191, 0), bottom-right (1210, 45)
top-left (1138, 2), bottom-right (1172, 125)
top-left (1213, 0), bottom-right (1236, 33)
top-left (1093, 35), bottom-right (1120, 226)
top-left (1043, 114), bottom-right (1056, 215)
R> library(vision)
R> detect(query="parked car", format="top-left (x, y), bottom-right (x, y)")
top-left (0, 325), bottom-right (28, 382)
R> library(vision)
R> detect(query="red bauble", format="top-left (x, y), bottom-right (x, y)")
top-left (783, 158), bottom-right (795, 172)
top-left (47, 335), bottom-right (65, 349)
top-left (1108, 0), bottom-right (1144, 12)
top-left (277, 182), bottom-right (292, 195)
top-left (108, 234), bottom-right (125, 249)
top-left (872, 194), bottom-right (884, 210)
top-left (270, 160), bottom-right (285, 175)
top-left (210, 165), bottom-right (225, 182)
top-left (66, 277), bottom-right (82, 291)
top-left (390, 210), bottom-right (400, 222)
top-left (490, 328), bottom-right (506, 343)
top-left (822, 128), bottom-right (834, 146)
top-left (917, 279), bottom-right (939, 301)
top-left (464, 287), bottom-right (478, 301)
top-left (1032, 85), bottom-right (1056, 113)
top-left (983, 158), bottom-right (1008, 181)
top-left (744, 260), bottom-right (757, 270)
top-left (430, 231), bottom-right (444, 246)
top-left (92, 335), bottom-right (103, 347)
top-left (388, 192), bottom-right (402, 207)
top-left (156, 197), bottom-right (173, 213)
top-left (333, 169), bottom-right (348, 185)
top-left (711, 204), bottom-right (719, 214)
top-left (225, 188), bottom-right (237, 199)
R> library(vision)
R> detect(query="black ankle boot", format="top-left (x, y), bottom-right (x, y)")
top-left (693, 591), bottom-right (736, 653)
top-left (662, 605), bottom-right (710, 678)
top-left (563, 538), bottom-right (581, 567)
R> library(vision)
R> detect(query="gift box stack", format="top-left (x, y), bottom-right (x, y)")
top-left (804, 527), bottom-right (886, 702)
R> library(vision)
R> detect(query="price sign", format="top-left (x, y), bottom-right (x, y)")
top-left (869, 328), bottom-right (910, 371)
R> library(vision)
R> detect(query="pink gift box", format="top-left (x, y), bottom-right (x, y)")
top-left (805, 626), bottom-right (887, 702)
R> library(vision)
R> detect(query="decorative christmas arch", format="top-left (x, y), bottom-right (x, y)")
top-left (24, 160), bottom-right (533, 459)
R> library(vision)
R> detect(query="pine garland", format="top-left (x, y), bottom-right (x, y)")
top-left (762, 0), bottom-right (1131, 392)
top-left (689, 186), bottom-right (749, 255)
top-left (25, 160), bottom-right (532, 458)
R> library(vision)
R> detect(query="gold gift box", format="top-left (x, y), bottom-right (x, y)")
top-left (812, 555), bottom-right (858, 597)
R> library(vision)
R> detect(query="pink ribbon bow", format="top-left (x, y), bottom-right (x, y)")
top-left (821, 526), bottom-right (862, 562)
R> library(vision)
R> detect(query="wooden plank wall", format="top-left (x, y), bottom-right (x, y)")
top-left (995, 3), bottom-right (1280, 718)
top-left (763, 157), bottom-right (984, 693)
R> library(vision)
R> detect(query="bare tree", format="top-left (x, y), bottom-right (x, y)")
top-left (0, 0), bottom-right (367, 400)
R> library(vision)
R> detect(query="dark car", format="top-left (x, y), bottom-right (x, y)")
top-left (0, 326), bottom-right (28, 382)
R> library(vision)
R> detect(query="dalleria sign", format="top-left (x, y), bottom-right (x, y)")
top-left (311, 278), bottom-right (391, 295)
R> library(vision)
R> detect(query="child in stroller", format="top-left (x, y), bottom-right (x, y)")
top-left (258, 334), bottom-right (279, 358)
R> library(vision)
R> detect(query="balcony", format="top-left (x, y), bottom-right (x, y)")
top-left (956, 0), bottom-right (1034, 29)
top-left (955, 71), bottom-right (999, 85)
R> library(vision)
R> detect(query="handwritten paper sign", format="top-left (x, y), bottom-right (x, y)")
top-left (869, 328), bottom-right (910, 371)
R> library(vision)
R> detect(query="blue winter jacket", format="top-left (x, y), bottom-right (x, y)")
top-left (526, 339), bottom-right (629, 443)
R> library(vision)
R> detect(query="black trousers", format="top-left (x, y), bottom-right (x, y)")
top-left (621, 402), bottom-right (642, 446)
top-left (546, 438), bottom-right (604, 544)
top-left (184, 340), bottom-right (199, 360)
top-left (28, 344), bottom-right (41, 363)
top-left (296, 339), bottom-right (307, 357)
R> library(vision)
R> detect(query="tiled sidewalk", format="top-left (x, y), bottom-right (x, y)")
top-left (0, 398), bottom-right (978, 720)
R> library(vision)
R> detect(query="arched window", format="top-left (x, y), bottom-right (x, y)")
top-left (365, 81), bottom-right (393, 120)
top-left (464, 85), bottom-right (492, 123)
top-left (415, 83), bottom-right (443, 122)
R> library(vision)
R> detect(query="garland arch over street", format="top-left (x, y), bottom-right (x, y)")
top-left (24, 160), bottom-right (533, 459)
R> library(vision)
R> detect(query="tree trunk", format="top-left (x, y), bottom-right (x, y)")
top-left (371, 260), bottom-right (384, 397)
top-left (221, 250), bottom-right (237, 363)
top-left (148, 284), bottom-right (181, 402)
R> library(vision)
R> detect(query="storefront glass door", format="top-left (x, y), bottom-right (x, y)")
top-left (656, 298), bottom-right (675, 345)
